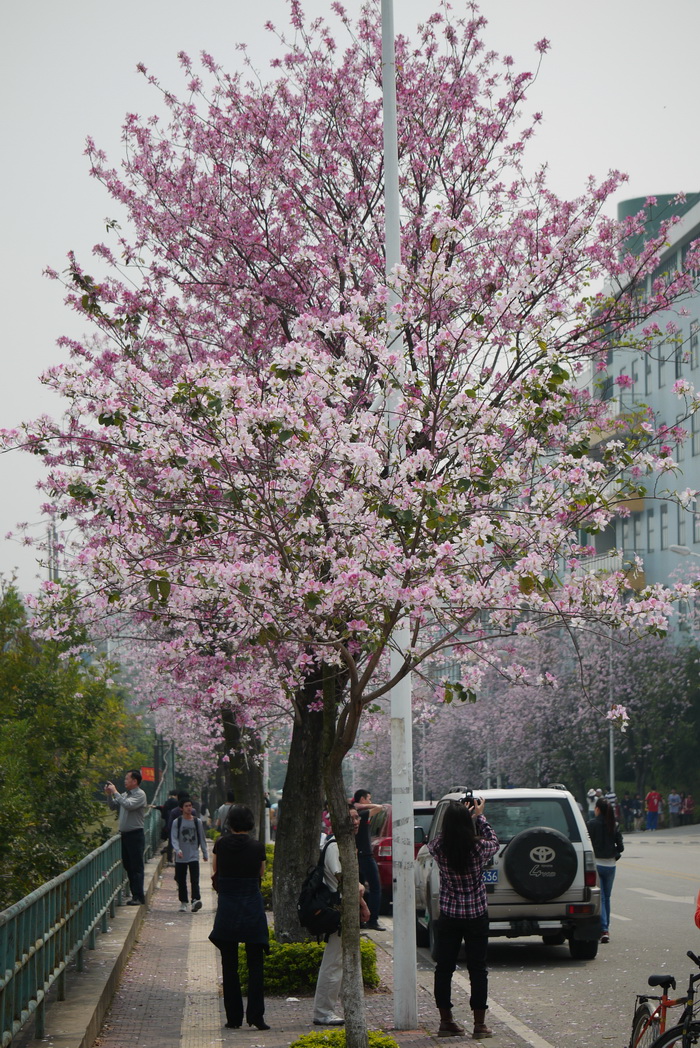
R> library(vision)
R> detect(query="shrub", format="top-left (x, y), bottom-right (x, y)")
top-left (289, 1033), bottom-right (398, 1048)
top-left (260, 843), bottom-right (275, 908)
top-left (236, 932), bottom-right (379, 995)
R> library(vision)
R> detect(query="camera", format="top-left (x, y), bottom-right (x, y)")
top-left (462, 790), bottom-right (474, 807)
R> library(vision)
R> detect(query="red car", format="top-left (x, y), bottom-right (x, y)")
top-left (370, 801), bottom-right (437, 913)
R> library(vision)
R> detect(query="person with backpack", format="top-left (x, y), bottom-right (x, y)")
top-left (311, 804), bottom-right (370, 1027)
top-left (171, 799), bottom-right (209, 912)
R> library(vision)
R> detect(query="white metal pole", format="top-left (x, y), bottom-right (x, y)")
top-left (381, 0), bottom-right (417, 1029)
top-left (608, 632), bottom-right (615, 795)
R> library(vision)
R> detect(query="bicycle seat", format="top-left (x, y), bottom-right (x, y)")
top-left (648, 975), bottom-right (677, 991)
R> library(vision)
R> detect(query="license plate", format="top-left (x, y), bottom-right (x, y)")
top-left (483, 869), bottom-right (498, 884)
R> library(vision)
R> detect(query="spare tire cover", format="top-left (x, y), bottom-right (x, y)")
top-left (503, 826), bottom-right (578, 902)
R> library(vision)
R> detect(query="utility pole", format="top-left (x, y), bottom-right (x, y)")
top-left (381, 0), bottom-right (417, 1029)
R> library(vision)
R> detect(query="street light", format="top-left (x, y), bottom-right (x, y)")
top-left (669, 544), bottom-right (700, 558)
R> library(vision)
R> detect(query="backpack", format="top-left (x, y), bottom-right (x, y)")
top-left (297, 836), bottom-right (341, 937)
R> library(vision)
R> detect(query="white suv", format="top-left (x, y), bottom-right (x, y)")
top-left (415, 786), bottom-right (601, 960)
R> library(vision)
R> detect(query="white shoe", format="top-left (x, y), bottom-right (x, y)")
top-left (179, 902), bottom-right (188, 912)
top-left (313, 1016), bottom-right (344, 1026)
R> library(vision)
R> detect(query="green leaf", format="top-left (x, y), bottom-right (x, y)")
top-left (430, 235), bottom-right (440, 252)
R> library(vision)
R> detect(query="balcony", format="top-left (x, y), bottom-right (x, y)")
top-left (572, 549), bottom-right (646, 592)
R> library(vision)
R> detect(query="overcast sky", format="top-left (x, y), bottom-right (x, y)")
top-left (1, 0), bottom-right (698, 593)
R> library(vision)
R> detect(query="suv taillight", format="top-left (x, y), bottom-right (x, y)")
top-left (377, 842), bottom-right (392, 859)
top-left (584, 850), bottom-right (597, 888)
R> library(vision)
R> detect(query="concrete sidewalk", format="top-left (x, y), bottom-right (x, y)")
top-left (13, 862), bottom-right (528, 1048)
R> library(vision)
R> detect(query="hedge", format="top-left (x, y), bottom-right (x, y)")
top-left (235, 932), bottom-right (379, 995)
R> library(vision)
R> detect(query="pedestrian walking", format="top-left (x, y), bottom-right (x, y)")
top-left (587, 797), bottom-right (624, 944)
top-left (171, 799), bottom-right (209, 912)
top-left (427, 794), bottom-right (499, 1039)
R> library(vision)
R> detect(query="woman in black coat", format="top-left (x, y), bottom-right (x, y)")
top-left (209, 804), bottom-right (269, 1030)
top-left (587, 797), bottom-right (623, 944)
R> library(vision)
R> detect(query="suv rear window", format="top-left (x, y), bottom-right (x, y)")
top-left (485, 798), bottom-right (581, 843)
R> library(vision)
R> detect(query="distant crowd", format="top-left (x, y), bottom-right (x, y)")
top-left (585, 786), bottom-right (694, 831)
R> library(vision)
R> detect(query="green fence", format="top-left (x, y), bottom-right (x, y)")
top-left (0, 752), bottom-right (175, 1048)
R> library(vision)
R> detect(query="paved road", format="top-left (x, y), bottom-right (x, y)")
top-left (410, 827), bottom-right (700, 1048)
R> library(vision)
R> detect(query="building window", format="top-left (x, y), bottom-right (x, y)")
top-left (622, 518), bottom-right (631, 551)
top-left (691, 320), bottom-right (699, 370)
top-left (660, 504), bottom-right (668, 550)
top-left (676, 347), bottom-right (683, 379)
top-left (658, 356), bottom-right (665, 388)
top-left (633, 513), bottom-right (642, 551)
top-left (645, 357), bottom-right (652, 395)
top-left (693, 412), bottom-right (700, 456)
top-left (647, 509), bottom-right (655, 553)
top-left (694, 510), bottom-right (700, 545)
top-left (677, 414), bottom-right (686, 463)
top-left (678, 506), bottom-right (687, 547)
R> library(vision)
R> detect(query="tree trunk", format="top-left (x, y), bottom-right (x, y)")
top-left (272, 683), bottom-right (325, 941)
top-left (326, 753), bottom-right (368, 1048)
top-left (323, 666), bottom-right (368, 1048)
top-left (221, 710), bottom-right (264, 832)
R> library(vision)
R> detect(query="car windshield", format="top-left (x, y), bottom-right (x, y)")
top-left (483, 798), bottom-right (581, 844)
top-left (414, 813), bottom-right (434, 834)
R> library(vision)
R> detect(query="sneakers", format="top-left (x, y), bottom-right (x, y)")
top-left (313, 1016), bottom-right (344, 1026)
top-left (600, 931), bottom-right (610, 943)
top-left (192, 899), bottom-right (203, 912)
top-left (361, 921), bottom-right (386, 931)
top-left (178, 902), bottom-right (188, 912)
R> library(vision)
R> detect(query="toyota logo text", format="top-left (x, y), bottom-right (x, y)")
top-left (529, 845), bottom-right (556, 864)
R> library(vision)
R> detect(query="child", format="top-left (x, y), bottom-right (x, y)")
top-left (171, 799), bottom-right (209, 911)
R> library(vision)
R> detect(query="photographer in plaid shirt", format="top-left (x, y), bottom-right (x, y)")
top-left (427, 794), bottom-right (499, 1039)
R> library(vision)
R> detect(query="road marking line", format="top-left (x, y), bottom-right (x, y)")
top-left (626, 887), bottom-right (694, 903)
top-left (452, 970), bottom-right (557, 1048)
top-left (610, 911), bottom-right (631, 920)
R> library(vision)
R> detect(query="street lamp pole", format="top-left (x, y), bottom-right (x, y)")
top-left (381, 0), bottom-right (417, 1029)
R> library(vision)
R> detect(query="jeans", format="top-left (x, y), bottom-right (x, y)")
top-left (218, 942), bottom-right (266, 1026)
top-left (433, 913), bottom-right (489, 1012)
top-left (121, 829), bottom-right (145, 903)
top-left (597, 864), bottom-right (616, 932)
top-left (646, 811), bottom-right (659, 831)
top-left (357, 851), bottom-right (381, 923)
top-left (174, 860), bottom-right (201, 903)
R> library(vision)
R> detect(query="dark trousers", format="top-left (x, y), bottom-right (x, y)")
top-left (174, 860), bottom-right (201, 903)
top-left (357, 851), bottom-right (381, 922)
top-left (219, 942), bottom-right (266, 1026)
top-left (433, 913), bottom-right (489, 1012)
top-left (121, 829), bottom-right (145, 903)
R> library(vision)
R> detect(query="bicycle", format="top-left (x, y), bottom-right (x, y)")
top-left (627, 951), bottom-right (700, 1048)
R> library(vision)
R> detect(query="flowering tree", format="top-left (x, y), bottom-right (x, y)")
top-left (6, 3), bottom-right (700, 1039)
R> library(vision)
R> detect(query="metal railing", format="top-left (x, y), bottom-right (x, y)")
top-left (0, 750), bottom-right (175, 1047)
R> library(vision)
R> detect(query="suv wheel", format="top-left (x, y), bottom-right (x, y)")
top-left (569, 937), bottom-right (599, 960)
top-left (503, 826), bottom-right (578, 902)
top-left (416, 912), bottom-right (429, 948)
top-left (428, 913), bottom-right (439, 961)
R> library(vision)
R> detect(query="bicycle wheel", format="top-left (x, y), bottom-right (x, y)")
top-left (631, 1003), bottom-right (659, 1048)
top-left (647, 1021), bottom-right (700, 1047)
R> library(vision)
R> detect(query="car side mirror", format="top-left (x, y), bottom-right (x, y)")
top-left (414, 825), bottom-right (426, 845)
